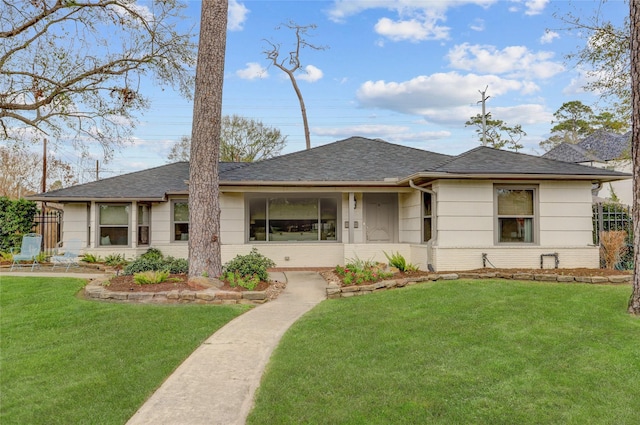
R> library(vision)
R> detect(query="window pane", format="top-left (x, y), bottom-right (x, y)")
top-left (100, 227), bottom-right (128, 246)
top-left (320, 198), bottom-right (337, 240)
top-left (174, 223), bottom-right (189, 241)
top-left (497, 189), bottom-right (533, 215)
top-left (424, 218), bottom-right (432, 242)
top-left (423, 193), bottom-right (432, 216)
top-left (138, 204), bottom-right (149, 225)
top-left (499, 218), bottom-right (533, 242)
top-left (100, 205), bottom-right (129, 225)
top-left (174, 202), bottom-right (189, 222)
top-left (250, 199), bottom-right (266, 241)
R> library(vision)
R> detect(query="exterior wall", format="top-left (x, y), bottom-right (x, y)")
top-left (61, 203), bottom-right (88, 250)
top-left (580, 160), bottom-right (633, 207)
top-left (430, 179), bottom-right (600, 271)
top-left (58, 180), bottom-right (601, 271)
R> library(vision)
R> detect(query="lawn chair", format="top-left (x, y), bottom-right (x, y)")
top-left (10, 233), bottom-right (43, 271)
top-left (51, 239), bottom-right (83, 272)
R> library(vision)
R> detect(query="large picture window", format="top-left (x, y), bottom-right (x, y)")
top-left (173, 200), bottom-right (189, 241)
top-left (98, 204), bottom-right (130, 246)
top-left (496, 186), bottom-right (536, 243)
top-left (249, 196), bottom-right (338, 242)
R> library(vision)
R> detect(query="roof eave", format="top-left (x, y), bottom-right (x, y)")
top-left (218, 179), bottom-right (400, 187)
top-left (398, 172), bottom-right (632, 184)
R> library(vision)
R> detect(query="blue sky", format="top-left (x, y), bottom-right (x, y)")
top-left (67, 0), bottom-right (628, 179)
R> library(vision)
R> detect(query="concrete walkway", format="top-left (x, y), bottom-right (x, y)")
top-left (126, 271), bottom-right (327, 425)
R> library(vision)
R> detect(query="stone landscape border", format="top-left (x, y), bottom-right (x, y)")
top-left (84, 279), bottom-right (272, 305)
top-left (326, 272), bottom-right (633, 299)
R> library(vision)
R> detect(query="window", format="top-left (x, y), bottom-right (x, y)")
top-left (496, 186), bottom-right (536, 243)
top-left (173, 200), bottom-right (189, 241)
top-left (423, 192), bottom-right (432, 242)
top-left (248, 196), bottom-right (338, 242)
top-left (98, 204), bottom-right (130, 246)
top-left (138, 204), bottom-right (150, 245)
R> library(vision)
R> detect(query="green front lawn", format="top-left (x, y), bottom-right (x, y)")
top-left (248, 280), bottom-right (640, 425)
top-left (0, 276), bottom-right (249, 425)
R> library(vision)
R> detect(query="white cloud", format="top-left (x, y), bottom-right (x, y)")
top-left (313, 124), bottom-right (450, 142)
top-left (523, 0), bottom-right (549, 16)
top-left (470, 18), bottom-right (485, 32)
top-left (236, 62), bottom-right (268, 80)
top-left (328, 0), bottom-right (496, 41)
top-left (228, 0), bottom-right (249, 31)
top-left (297, 65), bottom-right (324, 82)
top-left (356, 72), bottom-right (539, 124)
top-left (539, 30), bottom-right (559, 44)
top-left (446, 43), bottom-right (564, 79)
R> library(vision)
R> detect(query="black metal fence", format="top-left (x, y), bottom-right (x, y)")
top-left (32, 210), bottom-right (62, 255)
top-left (592, 203), bottom-right (634, 269)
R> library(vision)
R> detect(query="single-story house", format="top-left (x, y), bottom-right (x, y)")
top-left (29, 137), bottom-right (631, 271)
top-left (542, 130), bottom-right (633, 206)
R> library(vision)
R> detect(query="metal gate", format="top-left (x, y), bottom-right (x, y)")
top-left (32, 210), bottom-right (62, 255)
top-left (592, 203), bottom-right (634, 269)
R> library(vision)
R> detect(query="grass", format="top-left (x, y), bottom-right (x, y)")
top-left (248, 279), bottom-right (640, 425)
top-left (0, 276), bottom-right (250, 425)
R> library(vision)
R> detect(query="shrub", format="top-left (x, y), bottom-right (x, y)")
top-left (122, 249), bottom-right (189, 275)
top-left (0, 197), bottom-right (38, 251)
top-left (222, 248), bottom-right (275, 282)
top-left (223, 271), bottom-right (260, 291)
top-left (134, 270), bottom-right (170, 285)
top-left (600, 231), bottom-right (628, 269)
top-left (104, 253), bottom-right (128, 268)
top-left (81, 253), bottom-right (102, 263)
top-left (334, 261), bottom-right (393, 286)
top-left (384, 251), bottom-right (419, 272)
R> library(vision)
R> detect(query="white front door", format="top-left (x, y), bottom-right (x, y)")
top-left (364, 193), bottom-right (397, 243)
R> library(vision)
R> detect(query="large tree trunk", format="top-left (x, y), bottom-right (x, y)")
top-left (629, 0), bottom-right (640, 315)
top-left (188, 0), bottom-right (228, 279)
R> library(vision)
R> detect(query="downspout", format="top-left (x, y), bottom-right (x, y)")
top-left (409, 180), bottom-right (437, 271)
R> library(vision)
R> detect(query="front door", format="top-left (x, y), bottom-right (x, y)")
top-left (364, 193), bottom-right (397, 243)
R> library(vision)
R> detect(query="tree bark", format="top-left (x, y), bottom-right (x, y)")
top-left (629, 0), bottom-right (640, 315)
top-left (188, 0), bottom-right (228, 279)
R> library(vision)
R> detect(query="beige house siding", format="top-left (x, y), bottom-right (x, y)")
top-left (61, 203), bottom-right (88, 248)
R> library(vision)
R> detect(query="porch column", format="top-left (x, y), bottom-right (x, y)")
top-left (348, 192), bottom-right (355, 244)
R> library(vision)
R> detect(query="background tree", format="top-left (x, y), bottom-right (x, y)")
top-left (167, 116), bottom-right (287, 162)
top-left (1, 0), bottom-right (195, 159)
top-left (628, 0), bottom-right (639, 315)
top-left (560, 9), bottom-right (631, 122)
top-left (465, 113), bottom-right (525, 151)
top-left (188, 0), bottom-right (227, 279)
top-left (263, 21), bottom-right (327, 150)
top-left (539, 101), bottom-right (628, 151)
top-left (0, 145), bottom-right (76, 198)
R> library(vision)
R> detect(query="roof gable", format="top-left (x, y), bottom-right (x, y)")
top-left (542, 130), bottom-right (631, 163)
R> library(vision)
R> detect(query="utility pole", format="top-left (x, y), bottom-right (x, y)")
top-left (478, 86), bottom-right (490, 146)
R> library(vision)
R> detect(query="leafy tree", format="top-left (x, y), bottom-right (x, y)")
top-left (0, 0), bottom-right (196, 159)
top-left (0, 145), bottom-right (76, 198)
top-left (263, 21), bottom-right (327, 150)
top-left (188, 0), bottom-right (227, 279)
top-left (465, 113), bottom-right (525, 151)
top-left (539, 101), bottom-right (629, 151)
top-left (0, 197), bottom-right (37, 251)
top-left (628, 0), bottom-right (640, 315)
top-left (560, 9), bottom-right (631, 122)
top-left (167, 115), bottom-right (287, 162)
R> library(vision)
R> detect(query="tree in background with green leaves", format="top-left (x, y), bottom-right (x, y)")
top-left (465, 113), bottom-right (525, 151)
top-left (167, 115), bottom-right (288, 163)
top-left (539, 101), bottom-right (629, 152)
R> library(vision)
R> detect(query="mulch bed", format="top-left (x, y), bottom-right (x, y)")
top-left (105, 274), bottom-right (274, 293)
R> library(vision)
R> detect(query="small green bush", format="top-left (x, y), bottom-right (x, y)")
top-left (104, 253), bottom-right (128, 268)
top-left (134, 270), bottom-right (170, 285)
top-left (81, 253), bottom-right (101, 263)
top-left (123, 248), bottom-right (188, 275)
top-left (222, 248), bottom-right (275, 282)
top-left (384, 251), bottom-right (418, 272)
top-left (334, 261), bottom-right (393, 286)
top-left (223, 271), bottom-right (260, 291)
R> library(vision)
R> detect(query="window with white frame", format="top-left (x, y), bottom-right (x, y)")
top-left (172, 200), bottom-right (189, 241)
top-left (248, 196), bottom-right (338, 242)
top-left (137, 203), bottom-right (150, 245)
top-left (495, 186), bottom-right (536, 243)
top-left (98, 204), bottom-right (130, 246)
